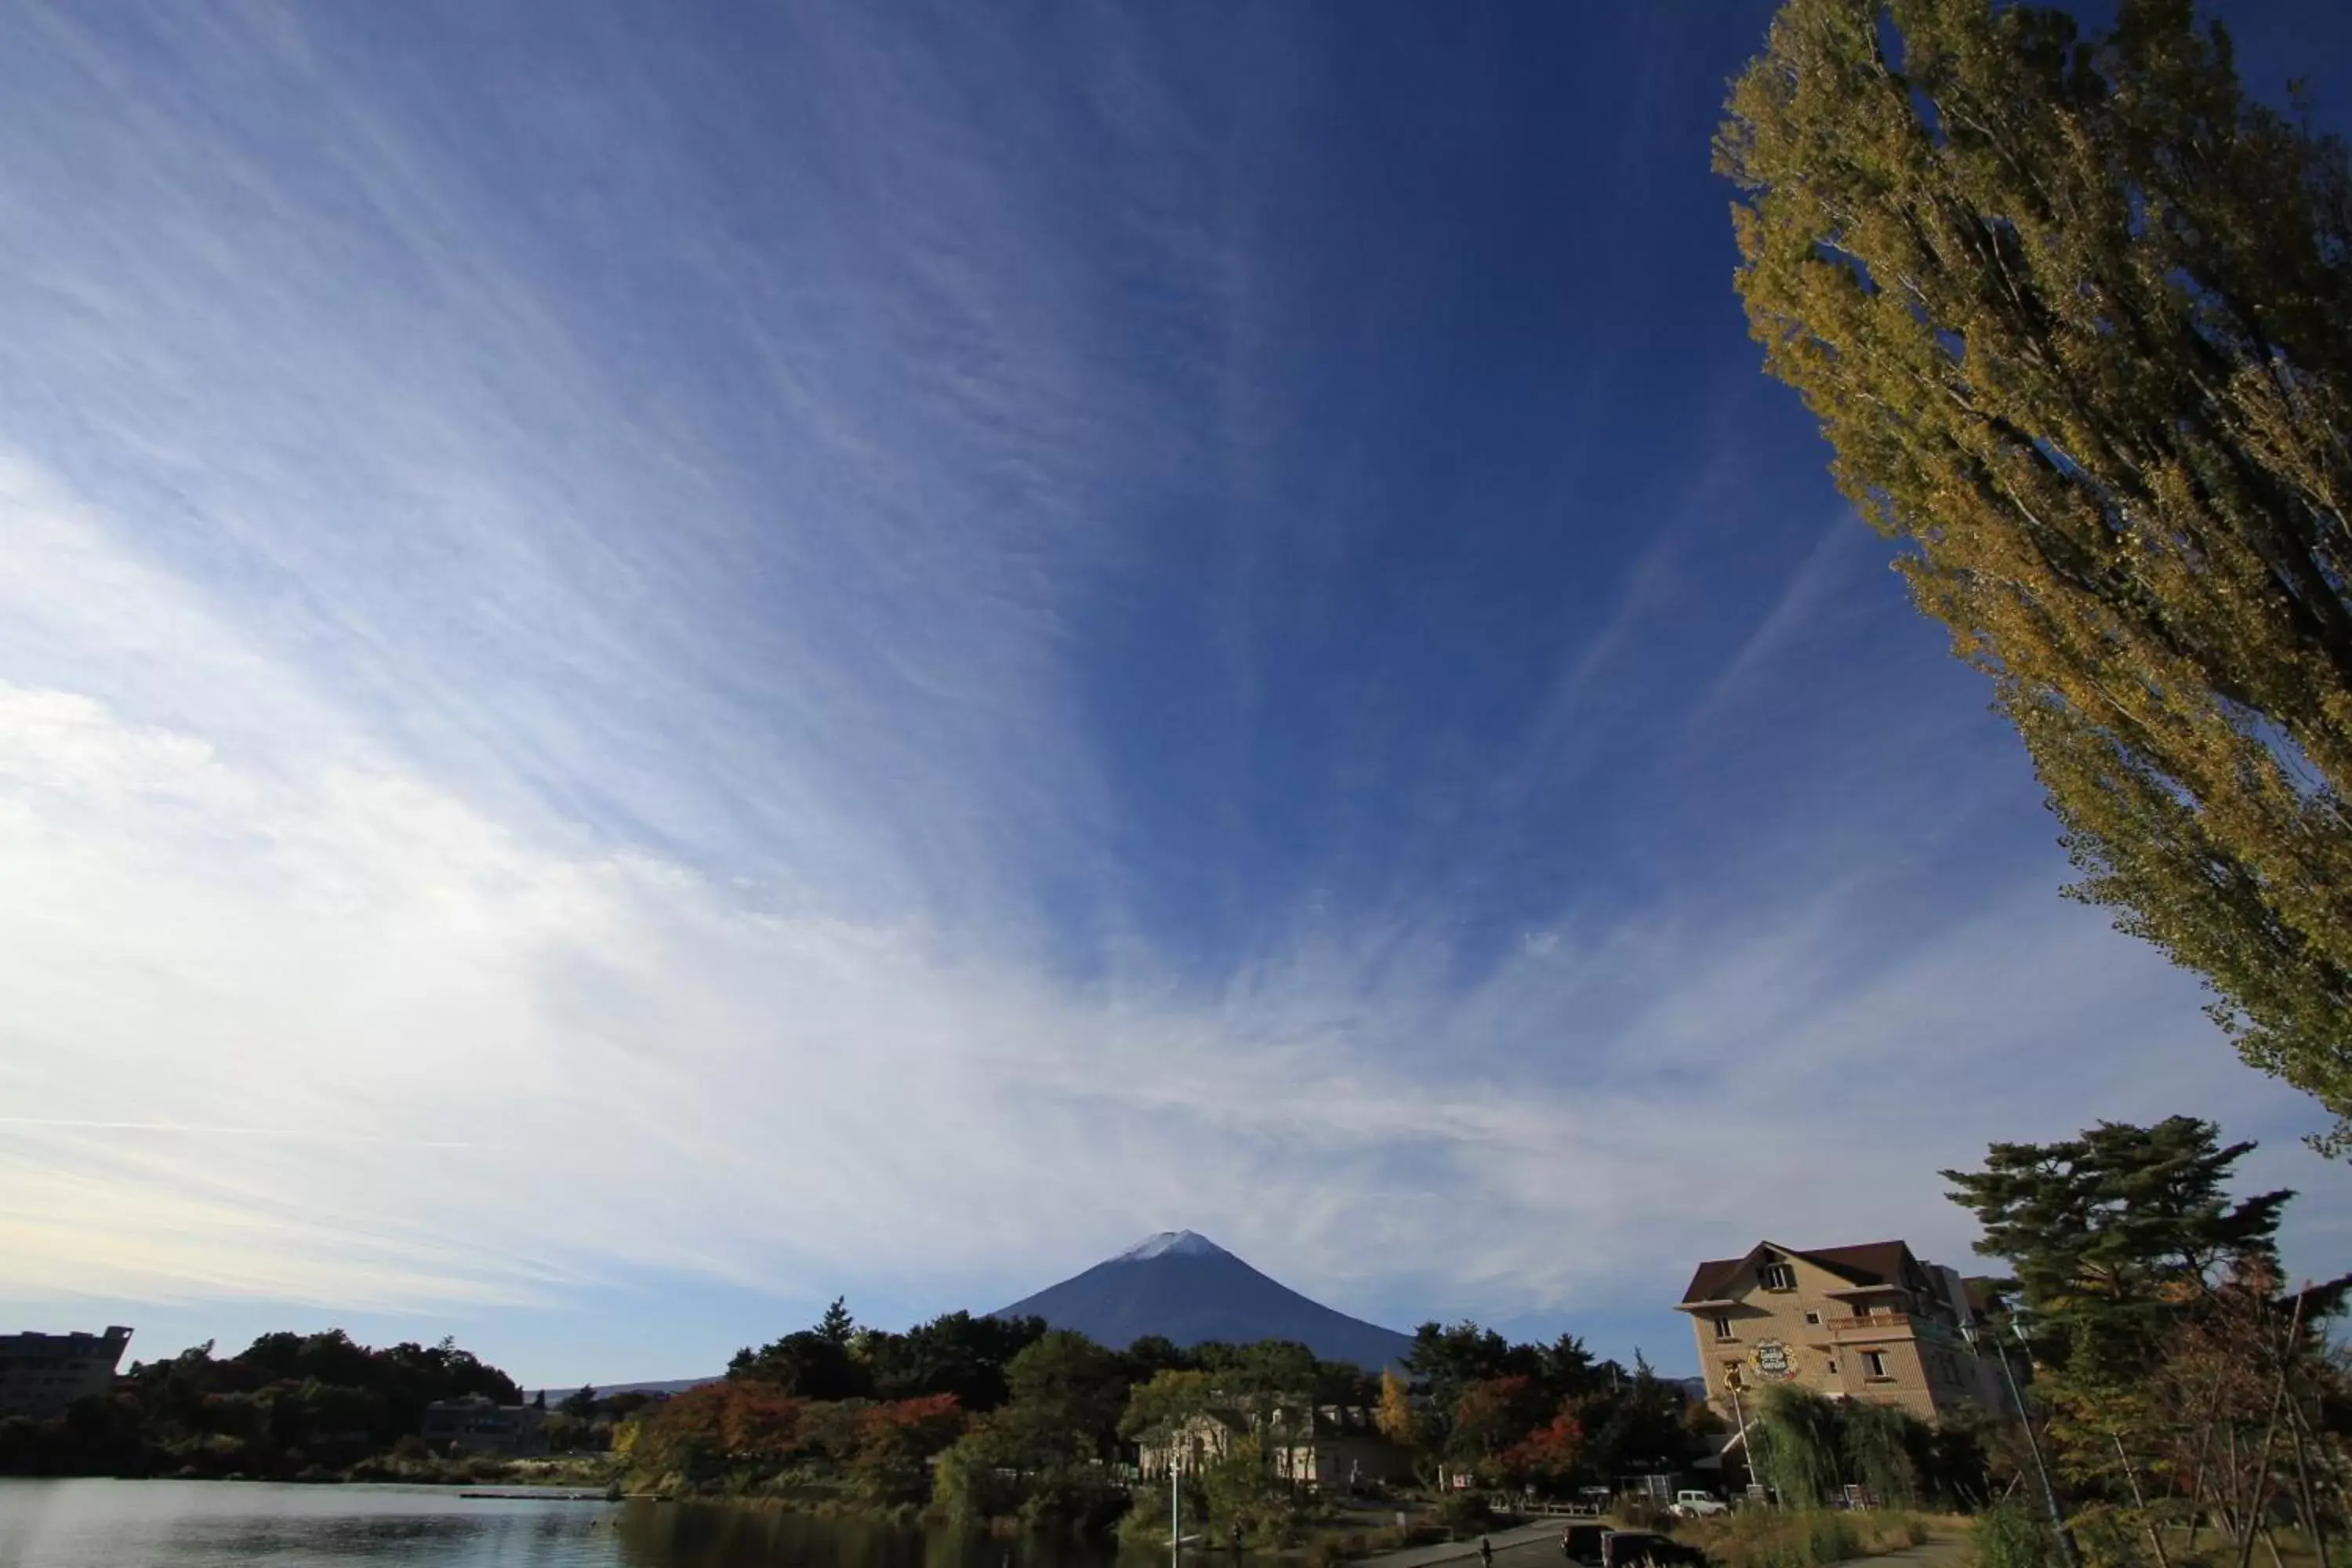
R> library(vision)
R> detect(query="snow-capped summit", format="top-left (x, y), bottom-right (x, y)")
top-left (993, 1230), bottom-right (1413, 1369)
top-left (1115, 1229), bottom-right (1227, 1262)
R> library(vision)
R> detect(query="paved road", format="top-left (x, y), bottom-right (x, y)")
top-left (1356, 1517), bottom-right (1585, 1568)
top-left (1839, 1537), bottom-right (1967, 1568)
top-left (1360, 1522), bottom-right (1969, 1568)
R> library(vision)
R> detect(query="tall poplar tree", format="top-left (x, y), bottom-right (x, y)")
top-left (1719, 0), bottom-right (2352, 1149)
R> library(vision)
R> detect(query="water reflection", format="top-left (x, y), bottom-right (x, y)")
top-left (0, 1479), bottom-right (615, 1566)
top-left (612, 1501), bottom-right (1132, 1568)
top-left (0, 1480), bottom-right (1170, 1568)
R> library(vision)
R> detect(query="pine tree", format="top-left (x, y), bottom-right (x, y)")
top-left (1720, 0), bottom-right (2352, 1150)
top-left (1941, 1116), bottom-right (2292, 1382)
top-left (817, 1297), bottom-right (856, 1348)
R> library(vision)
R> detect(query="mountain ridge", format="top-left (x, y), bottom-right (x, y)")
top-left (993, 1229), bottom-right (1414, 1370)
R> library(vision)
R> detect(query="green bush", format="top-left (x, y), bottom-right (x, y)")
top-left (1970, 1500), bottom-right (2064, 1568)
top-left (1117, 1479), bottom-right (1207, 1548)
top-left (931, 1438), bottom-right (1018, 1523)
top-left (1200, 1438), bottom-right (1303, 1547)
top-left (1751, 1388), bottom-right (1848, 1509)
top-left (1436, 1491), bottom-right (1495, 1536)
top-left (1803, 1512), bottom-right (1863, 1566)
top-left (1841, 1403), bottom-right (1926, 1508)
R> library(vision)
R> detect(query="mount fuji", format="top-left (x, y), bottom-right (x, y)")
top-left (992, 1231), bottom-right (1414, 1370)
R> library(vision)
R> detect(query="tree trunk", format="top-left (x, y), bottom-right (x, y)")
top-left (2117, 1435), bottom-right (2173, 1568)
top-left (2285, 1396), bottom-right (2346, 1566)
top-left (2224, 1426), bottom-right (2249, 1552)
top-left (2235, 1295), bottom-right (2305, 1568)
top-left (2183, 1359), bottom-right (2238, 1553)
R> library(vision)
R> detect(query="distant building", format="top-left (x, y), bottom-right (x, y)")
top-left (0, 1327), bottom-right (132, 1420)
top-left (1138, 1407), bottom-right (1250, 1479)
top-left (420, 1396), bottom-right (549, 1455)
top-left (1138, 1401), bottom-right (1411, 1491)
top-left (1675, 1240), bottom-right (2016, 1427)
top-left (1267, 1403), bottom-right (1415, 1490)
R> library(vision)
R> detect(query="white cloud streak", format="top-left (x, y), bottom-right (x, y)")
top-left (0, 456), bottom-right (2327, 1328)
top-left (0, 3), bottom-right (2336, 1352)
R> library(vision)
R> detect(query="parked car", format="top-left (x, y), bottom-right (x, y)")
top-left (1670, 1491), bottom-right (1729, 1519)
top-left (1599, 1531), bottom-right (1708, 1568)
top-left (1560, 1524), bottom-right (1610, 1565)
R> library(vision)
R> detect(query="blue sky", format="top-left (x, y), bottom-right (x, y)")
top-left (2, 1), bottom-right (2347, 1387)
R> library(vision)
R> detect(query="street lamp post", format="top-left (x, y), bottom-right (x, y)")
top-left (1964, 1321), bottom-right (2077, 1568)
top-left (1727, 1382), bottom-right (1752, 1496)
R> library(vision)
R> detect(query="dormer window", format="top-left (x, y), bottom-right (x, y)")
top-left (1759, 1263), bottom-right (1797, 1291)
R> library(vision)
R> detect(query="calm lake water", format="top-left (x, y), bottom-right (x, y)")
top-left (0, 1480), bottom-right (1147, 1568)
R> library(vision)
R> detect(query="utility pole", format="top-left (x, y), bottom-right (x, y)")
top-left (1965, 1321), bottom-right (2076, 1568)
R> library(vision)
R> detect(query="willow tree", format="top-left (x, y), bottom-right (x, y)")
top-left (1719, 0), bottom-right (2352, 1149)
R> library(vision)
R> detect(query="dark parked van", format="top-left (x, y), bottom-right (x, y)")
top-left (1560, 1525), bottom-right (1610, 1566)
top-left (1599, 1532), bottom-right (1708, 1568)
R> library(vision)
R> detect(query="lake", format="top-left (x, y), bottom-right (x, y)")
top-left (0, 1480), bottom-right (1147, 1568)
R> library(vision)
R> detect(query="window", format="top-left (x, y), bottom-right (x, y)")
top-left (1861, 1351), bottom-right (1889, 1380)
top-left (1825, 1359), bottom-right (1838, 1374)
top-left (1759, 1263), bottom-right (1797, 1292)
top-left (1712, 1316), bottom-right (1736, 1341)
top-left (1803, 1311), bottom-right (1821, 1325)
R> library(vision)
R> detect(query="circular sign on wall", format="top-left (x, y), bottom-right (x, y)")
top-left (1750, 1340), bottom-right (1797, 1381)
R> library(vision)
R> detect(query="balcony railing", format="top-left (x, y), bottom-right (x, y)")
top-left (1827, 1313), bottom-right (1918, 1339)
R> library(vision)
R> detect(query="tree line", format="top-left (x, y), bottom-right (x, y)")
top-left (0, 1330), bottom-right (524, 1479)
top-left (619, 1300), bottom-right (1722, 1543)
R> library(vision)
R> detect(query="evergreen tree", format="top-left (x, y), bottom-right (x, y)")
top-left (1000, 1330), bottom-right (1130, 1463)
top-left (1941, 1116), bottom-right (2290, 1381)
top-left (1720, 0), bottom-right (2352, 1150)
top-left (816, 1297), bottom-right (856, 1348)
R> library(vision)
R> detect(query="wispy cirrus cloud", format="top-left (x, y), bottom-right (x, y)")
top-left (0, 2), bottom-right (2339, 1384)
top-left (2, 450), bottom-right (2327, 1334)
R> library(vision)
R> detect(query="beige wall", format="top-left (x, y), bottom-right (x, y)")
top-left (1682, 1250), bottom-right (1996, 1426)
top-left (1138, 1411), bottom-right (1244, 1479)
top-left (1272, 1432), bottom-right (1414, 1486)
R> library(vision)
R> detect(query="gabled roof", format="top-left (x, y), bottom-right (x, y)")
top-left (1802, 1241), bottom-right (1915, 1289)
top-left (1680, 1254), bottom-right (1751, 1306)
top-left (1679, 1240), bottom-right (1919, 1305)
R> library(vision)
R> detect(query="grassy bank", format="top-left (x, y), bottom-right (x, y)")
top-left (1969, 1508), bottom-right (2336, 1568)
top-left (1676, 1508), bottom-right (1936, 1568)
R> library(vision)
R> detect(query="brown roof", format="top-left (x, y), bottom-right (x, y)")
top-left (1681, 1256), bottom-right (1749, 1305)
top-left (1801, 1241), bottom-right (1913, 1289)
top-left (1679, 1240), bottom-right (1918, 1305)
